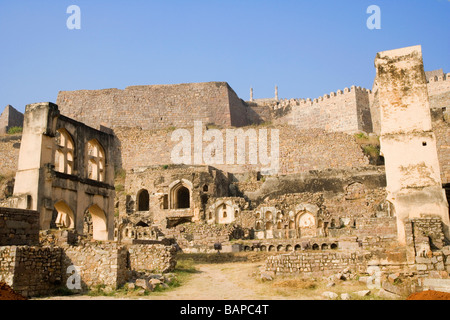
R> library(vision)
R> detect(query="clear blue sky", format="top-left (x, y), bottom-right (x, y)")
top-left (0, 0), bottom-right (449, 113)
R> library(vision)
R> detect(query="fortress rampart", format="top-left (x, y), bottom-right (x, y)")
top-left (56, 82), bottom-right (250, 130)
top-left (112, 124), bottom-right (370, 176)
top-left (261, 86), bottom-right (373, 134)
top-left (427, 73), bottom-right (450, 111)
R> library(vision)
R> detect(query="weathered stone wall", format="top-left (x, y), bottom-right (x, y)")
top-left (245, 102), bottom-right (273, 124)
top-left (0, 241), bottom-right (178, 297)
top-left (163, 222), bottom-right (235, 253)
top-left (0, 245), bottom-right (62, 297)
top-left (127, 244), bottom-right (176, 273)
top-left (0, 134), bottom-right (21, 177)
top-left (242, 167), bottom-right (385, 204)
top-left (0, 208), bottom-right (39, 246)
top-left (11, 246), bottom-right (62, 297)
top-left (0, 246), bottom-right (16, 285)
top-left (265, 251), bottom-right (371, 276)
top-left (413, 249), bottom-right (450, 276)
top-left (405, 216), bottom-right (450, 275)
top-left (427, 73), bottom-right (450, 111)
top-left (433, 121), bottom-right (450, 184)
top-left (275, 86), bottom-right (372, 133)
top-left (56, 82), bottom-right (249, 131)
top-left (61, 243), bottom-right (129, 290)
top-left (113, 124), bottom-right (369, 175)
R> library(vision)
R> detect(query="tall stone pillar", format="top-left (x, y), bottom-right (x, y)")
top-left (275, 86), bottom-right (279, 101)
top-left (250, 87), bottom-right (253, 102)
top-left (13, 103), bottom-right (60, 229)
top-left (375, 45), bottom-right (449, 247)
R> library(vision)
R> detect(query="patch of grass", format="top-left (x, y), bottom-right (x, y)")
top-left (114, 168), bottom-right (126, 180)
top-left (177, 253), bottom-right (248, 264)
top-left (205, 123), bottom-right (222, 130)
top-left (87, 284), bottom-right (115, 297)
top-left (354, 132), bottom-right (368, 140)
top-left (7, 126), bottom-right (22, 134)
top-left (115, 184), bottom-right (124, 193)
top-left (362, 145), bottom-right (380, 158)
top-left (52, 286), bottom-right (78, 296)
top-left (272, 278), bottom-right (317, 290)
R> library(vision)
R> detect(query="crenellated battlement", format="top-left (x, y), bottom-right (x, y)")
top-left (267, 85), bottom-right (372, 111)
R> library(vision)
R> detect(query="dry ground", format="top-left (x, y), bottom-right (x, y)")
top-left (37, 259), bottom-right (391, 300)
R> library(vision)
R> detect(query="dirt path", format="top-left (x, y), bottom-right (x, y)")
top-left (151, 262), bottom-right (277, 300)
top-left (39, 262), bottom-right (308, 300)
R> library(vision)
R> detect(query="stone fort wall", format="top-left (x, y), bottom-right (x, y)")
top-left (112, 124), bottom-right (370, 175)
top-left (271, 86), bottom-right (373, 134)
top-left (434, 121), bottom-right (450, 184)
top-left (56, 82), bottom-right (250, 130)
top-left (0, 134), bottom-right (21, 177)
top-left (427, 73), bottom-right (450, 112)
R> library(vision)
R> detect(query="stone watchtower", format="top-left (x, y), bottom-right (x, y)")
top-left (375, 45), bottom-right (449, 244)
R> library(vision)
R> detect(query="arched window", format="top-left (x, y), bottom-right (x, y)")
top-left (87, 140), bottom-right (106, 182)
top-left (203, 185), bottom-right (209, 192)
top-left (176, 186), bottom-right (190, 209)
top-left (265, 221), bottom-right (273, 231)
top-left (137, 189), bottom-right (150, 211)
top-left (54, 200), bottom-right (75, 229)
top-left (55, 129), bottom-right (74, 175)
top-left (169, 180), bottom-right (192, 209)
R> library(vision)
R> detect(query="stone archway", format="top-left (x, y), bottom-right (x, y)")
top-left (85, 204), bottom-right (108, 241)
top-left (169, 180), bottom-right (192, 209)
top-left (137, 189), bottom-right (150, 211)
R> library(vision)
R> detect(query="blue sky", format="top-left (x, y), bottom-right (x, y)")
top-left (0, 0), bottom-right (449, 113)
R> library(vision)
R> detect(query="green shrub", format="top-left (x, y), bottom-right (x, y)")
top-left (114, 168), bottom-right (126, 179)
top-left (7, 126), bottom-right (22, 134)
top-left (362, 145), bottom-right (380, 158)
top-left (354, 132), bottom-right (367, 140)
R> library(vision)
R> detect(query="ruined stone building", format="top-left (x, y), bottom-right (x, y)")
top-left (0, 105), bottom-right (23, 134)
top-left (0, 45), bottom-right (449, 297)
